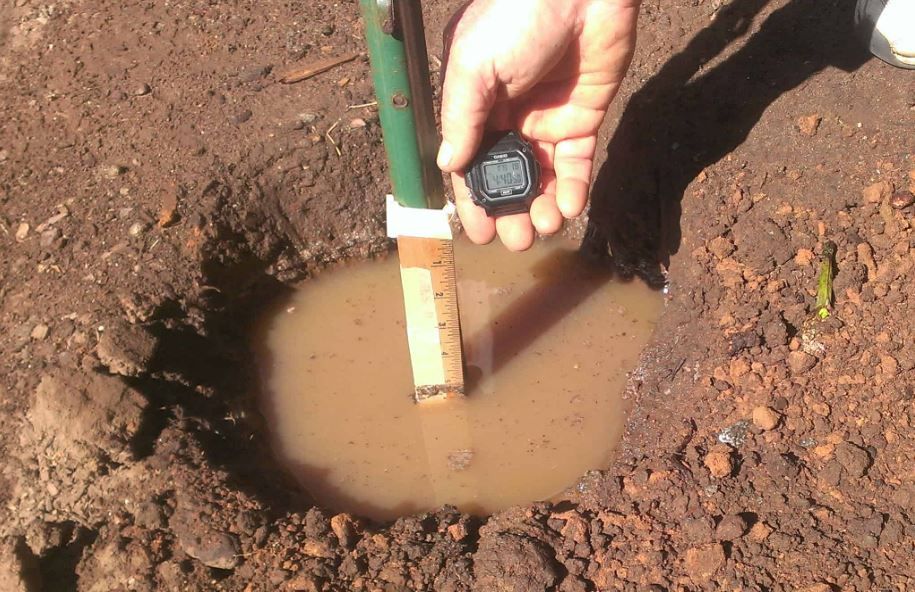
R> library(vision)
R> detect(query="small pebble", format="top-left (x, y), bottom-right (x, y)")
top-left (835, 442), bottom-right (871, 478)
top-left (238, 65), bottom-right (272, 83)
top-left (715, 514), bottom-right (748, 540)
top-left (752, 406), bottom-right (780, 431)
top-left (704, 450), bottom-right (733, 478)
top-left (717, 420), bottom-right (750, 447)
top-left (890, 190), bottom-right (914, 209)
top-left (797, 114), bottom-right (821, 136)
top-left (862, 180), bottom-right (893, 204)
top-left (31, 324), bottom-right (49, 340)
top-left (128, 222), bottom-right (147, 237)
top-left (15, 222), bottom-right (29, 240)
top-left (299, 112), bottom-right (320, 125)
top-left (748, 522), bottom-right (773, 541)
top-left (135, 83), bottom-right (152, 96)
top-left (40, 228), bottom-right (61, 248)
top-left (102, 165), bottom-right (126, 179)
top-left (233, 109), bottom-right (253, 124)
top-left (788, 350), bottom-right (817, 374)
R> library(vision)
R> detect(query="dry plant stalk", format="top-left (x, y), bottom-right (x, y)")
top-left (279, 53), bottom-right (359, 84)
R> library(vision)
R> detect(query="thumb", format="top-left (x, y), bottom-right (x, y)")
top-left (437, 54), bottom-right (497, 173)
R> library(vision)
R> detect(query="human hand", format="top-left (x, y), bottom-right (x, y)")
top-left (438, 0), bottom-right (641, 251)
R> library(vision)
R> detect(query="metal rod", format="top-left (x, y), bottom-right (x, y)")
top-left (360, 0), bottom-right (445, 209)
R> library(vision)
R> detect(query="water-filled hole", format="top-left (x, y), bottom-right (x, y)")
top-left (255, 237), bottom-right (663, 521)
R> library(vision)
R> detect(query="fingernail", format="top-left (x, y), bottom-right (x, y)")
top-left (437, 141), bottom-right (453, 169)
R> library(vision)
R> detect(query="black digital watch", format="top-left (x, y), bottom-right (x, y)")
top-left (465, 131), bottom-right (541, 217)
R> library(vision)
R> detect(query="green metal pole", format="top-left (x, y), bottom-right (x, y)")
top-left (360, 0), bottom-right (445, 210)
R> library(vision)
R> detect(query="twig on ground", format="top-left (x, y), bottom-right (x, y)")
top-left (279, 53), bottom-right (359, 84)
top-left (326, 119), bottom-right (342, 156)
top-left (347, 101), bottom-right (378, 110)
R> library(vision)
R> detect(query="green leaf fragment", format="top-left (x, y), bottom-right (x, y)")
top-left (815, 241), bottom-right (836, 320)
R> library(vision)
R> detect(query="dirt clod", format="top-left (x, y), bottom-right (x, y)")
top-left (447, 522), bottom-right (469, 541)
top-left (796, 114), bottom-right (821, 136)
top-left (715, 515), bottom-right (748, 541)
top-left (707, 236), bottom-right (734, 258)
top-left (176, 529), bottom-right (240, 570)
top-left (800, 584), bottom-right (833, 592)
top-left (704, 450), bottom-right (733, 478)
top-left (751, 406), bottom-right (779, 430)
top-left (835, 442), bottom-right (871, 478)
top-left (474, 532), bottom-right (560, 592)
top-left (158, 190), bottom-right (180, 228)
top-left (890, 190), bottom-right (914, 209)
top-left (747, 522), bottom-right (773, 542)
top-left (862, 180), bottom-right (894, 204)
top-left (330, 514), bottom-right (358, 549)
top-left (26, 370), bottom-right (147, 462)
top-left (30, 324), bottom-right (49, 341)
top-left (684, 543), bottom-right (726, 580)
top-left (96, 321), bottom-right (158, 377)
top-left (787, 350), bottom-right (817, 374)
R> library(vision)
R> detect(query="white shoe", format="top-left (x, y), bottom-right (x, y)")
top-left (856, 0), bottom-right (915, 69)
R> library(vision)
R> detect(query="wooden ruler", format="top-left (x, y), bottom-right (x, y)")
top-left (397, 236), bottom-right (465, 402)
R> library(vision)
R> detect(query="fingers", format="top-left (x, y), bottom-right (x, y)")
top-left (530, 172), bottom-right (562, 235)
top-left (438, 56), bottom-right (497, 173)
top-left (529, 143), bottom-right (562, 235)
top-left (451, 173), bottom-right (495, 245)
top-left (495, 214), bottom-right (534, 252)
top-left (451, 133), bottom-right (596, 251)
top-left (552, 136), bottom-right (596, 218)
top-left (451, 172), bottom-right (535, 251)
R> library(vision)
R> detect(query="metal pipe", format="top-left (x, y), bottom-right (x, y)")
top-left (360, 0), bottom-right (445, 210)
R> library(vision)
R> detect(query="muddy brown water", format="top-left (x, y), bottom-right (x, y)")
top-left (257, 238), bottom-right (663, 521)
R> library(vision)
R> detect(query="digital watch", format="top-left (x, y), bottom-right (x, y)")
top-left (465, 131), bottom-right (541, 217)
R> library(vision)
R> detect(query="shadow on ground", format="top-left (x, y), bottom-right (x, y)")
top-left (584, 0), bottom-right (869, 283)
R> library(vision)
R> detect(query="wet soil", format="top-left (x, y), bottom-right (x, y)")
top-left (1, 0), bottom-right (914, 590)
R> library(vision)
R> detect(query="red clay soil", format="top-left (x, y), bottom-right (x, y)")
top-left (1, 0), bottom-right (914, 590)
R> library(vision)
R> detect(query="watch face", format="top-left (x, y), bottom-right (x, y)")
top-left (466, 131), bottom-right (540, 215)
top-left (482, 157), bottom-right (525, 193)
